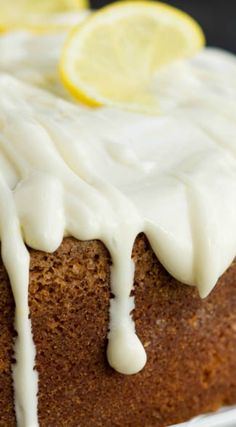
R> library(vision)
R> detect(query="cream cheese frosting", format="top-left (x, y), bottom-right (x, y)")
top-left (0, 27), bottom-right (236, 427)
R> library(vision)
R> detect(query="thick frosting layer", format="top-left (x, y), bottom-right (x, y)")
top-left (0, 29), bottom-right (236, 427)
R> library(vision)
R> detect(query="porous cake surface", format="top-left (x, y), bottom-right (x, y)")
top-left (0, 13), bottom-right (236, 426)
top-left (1, 236), bottom-right (236, 426)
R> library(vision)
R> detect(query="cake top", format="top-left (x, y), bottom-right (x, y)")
top-left (0, 3), bottom-right (236, 426)
top-left (0, 29), bottom-right (236, 298)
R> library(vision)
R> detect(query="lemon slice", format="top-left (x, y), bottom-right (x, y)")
top-left (0, 0), bottom-right (88, 32)
top-left (60, 1), bottom-right (205, 113)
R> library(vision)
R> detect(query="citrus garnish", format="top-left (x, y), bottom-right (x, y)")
top-left (0, 0), bottom-right (88, 33)
top-left (60, 1), bottom-right (205, 113)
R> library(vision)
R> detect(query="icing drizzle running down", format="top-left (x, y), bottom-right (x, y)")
top-left (0, 29), bottom-right (236, 427)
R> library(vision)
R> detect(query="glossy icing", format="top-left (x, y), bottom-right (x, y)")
top-left (0, 28), bottom-right (236, 426)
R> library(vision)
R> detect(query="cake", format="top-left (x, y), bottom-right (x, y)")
top-left (0, 5), bottom-right (236, 427)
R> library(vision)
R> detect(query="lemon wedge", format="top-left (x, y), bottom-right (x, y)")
top-left (0, 0), bottom-right (88, 32)
top-left (60, 1), bottom-right (205, 113)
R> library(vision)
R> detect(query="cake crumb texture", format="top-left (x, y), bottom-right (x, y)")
top-left (0, 260), bottom-right (16, 427)
top-left (0, 235), bottom-right (236, 426)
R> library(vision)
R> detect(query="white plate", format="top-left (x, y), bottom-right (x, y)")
top-left (171, 407), bottom-right (236, 427)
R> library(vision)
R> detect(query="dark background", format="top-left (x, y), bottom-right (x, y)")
top-left (90, 0), bottom-right (236, 54)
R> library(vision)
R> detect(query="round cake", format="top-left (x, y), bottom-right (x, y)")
top-left (0, 5), bottom-right (236, 427)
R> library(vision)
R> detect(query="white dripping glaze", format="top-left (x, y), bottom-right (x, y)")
top-left (0, 29), bottom-right (236, 427)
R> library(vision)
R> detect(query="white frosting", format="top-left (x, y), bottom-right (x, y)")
top-left (173, 406), bottom-right (236, 426)
top-left (0, 28), bottom-right (236, 427)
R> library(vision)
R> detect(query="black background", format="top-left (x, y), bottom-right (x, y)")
top-left (90, 0), bottom-right (236, 54)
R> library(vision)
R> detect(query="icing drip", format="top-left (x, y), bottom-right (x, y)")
top-left (0, 28), bottom-right (236, 426)
top-left (0, 174), bottom-right (38, 427)
top-left (107, 228), bottom-right (147, 374)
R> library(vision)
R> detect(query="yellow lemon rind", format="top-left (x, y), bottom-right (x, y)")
top-left (60, 1), bottom-right (205, 109)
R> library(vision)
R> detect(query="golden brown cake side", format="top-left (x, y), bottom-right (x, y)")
top-left (0, 261), bottom-right (16, 427)
top-left (1, 234), bottom-right (236, 427)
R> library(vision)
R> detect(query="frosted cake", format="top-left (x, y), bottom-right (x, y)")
top-left (0, 4), bottom-right (236, 427)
